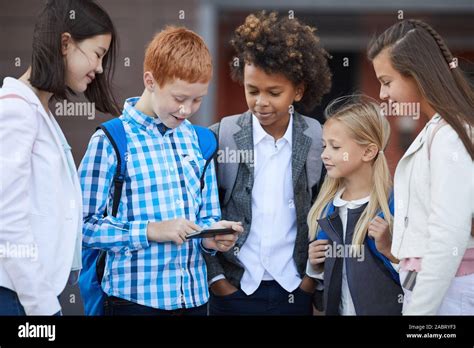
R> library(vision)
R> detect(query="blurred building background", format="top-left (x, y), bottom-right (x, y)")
top-left (1, 0), bottom-right (473, 315)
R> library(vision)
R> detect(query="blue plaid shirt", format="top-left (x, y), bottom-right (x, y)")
top-left (79, 97), bottom-right (220, 310)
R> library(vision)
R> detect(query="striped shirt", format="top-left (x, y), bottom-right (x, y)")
top-left (79, 97), bottom-right (220, 310)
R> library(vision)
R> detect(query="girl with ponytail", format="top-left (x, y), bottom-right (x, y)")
top-left (306, 97), bottom-right (403, 315)
top-left (368, 19), bottom-right (473, 315)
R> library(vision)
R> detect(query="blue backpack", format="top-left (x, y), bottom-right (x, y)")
top-left (79, 118), bottom-right (218, 315)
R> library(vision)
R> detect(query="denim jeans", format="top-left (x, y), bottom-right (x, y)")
top-left (0, 286), bottom-right (26, 315)
top-left (0, 286), bottom-right (61, 316)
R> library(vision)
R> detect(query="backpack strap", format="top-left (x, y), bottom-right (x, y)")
top-left (216, 115), bottom-right (242, 206)
top-left (98, 118), bottom-right (127, 217)
top-left (95, 118), bottom-right (127, 284)
top-left (0, 93), bottom-right (31, 103)
top-left (426, 119), bottom-right (474, 236)
top-left (0, 94), bottom-right (36, 113)
top-left (192, 125), bottom-right (218, 190)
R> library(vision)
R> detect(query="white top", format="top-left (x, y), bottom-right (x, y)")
top-left (306, 187), bottom-right (370, 315)
top-left (49, 118), bottom-right (82, 280)
top-left (237, 114), bottom-right (300, 295)
top-left (392, 113), bottom-right (474, 315)
top-left (0, 77), bottom-right (82, 315)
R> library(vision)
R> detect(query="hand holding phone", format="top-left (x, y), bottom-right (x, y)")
top-left (186, 228), bottom-right (236, 239)
top-left (199, 220), bottom-right (244, 252)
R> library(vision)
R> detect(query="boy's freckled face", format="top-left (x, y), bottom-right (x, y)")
top-left (243, 63), bottom-right (302, 129)
top-left (321, 119), bottom-right (365, 179)
top-left (151, 78), bottom-right (209, 128)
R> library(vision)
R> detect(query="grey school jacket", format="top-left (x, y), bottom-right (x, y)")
top-left (203, 111), bottom-right (323, 288)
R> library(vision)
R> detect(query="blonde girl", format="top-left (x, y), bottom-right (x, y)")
top-left (307, 97), bottom-right (403, 315)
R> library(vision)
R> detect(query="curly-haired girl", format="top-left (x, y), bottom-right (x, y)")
top-left (203, 11), bottom-right (332, 315)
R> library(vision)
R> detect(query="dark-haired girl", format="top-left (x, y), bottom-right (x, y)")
top-left (203, 11), bottom-right (332, 315)
top-left (369, 19), bottom-right (474, 315)
top-left (0, 0), bottom-right (119, 315)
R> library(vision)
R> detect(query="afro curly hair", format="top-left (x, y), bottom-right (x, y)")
top-left (230, 11), bottom-right (332, 114)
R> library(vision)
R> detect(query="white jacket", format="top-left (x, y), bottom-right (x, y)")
top-left (392, 114), bottom-right (474, 315)
top-left (0, 77), bottom-right (82, 315)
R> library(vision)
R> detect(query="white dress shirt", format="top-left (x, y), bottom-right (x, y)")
top-left (237, 114), bottom-right (301, 295)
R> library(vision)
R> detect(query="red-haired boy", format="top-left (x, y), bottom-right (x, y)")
top-left (78, 27), bottom-right (242, 315)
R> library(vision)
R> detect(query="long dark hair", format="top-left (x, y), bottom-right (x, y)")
top-left (368, 19), bottom-right (473, 159)
top-left (30, 0), bottom-right (120, 115)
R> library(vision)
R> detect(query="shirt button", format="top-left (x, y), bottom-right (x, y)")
top-left (176, 199), bottom-right (183, 207)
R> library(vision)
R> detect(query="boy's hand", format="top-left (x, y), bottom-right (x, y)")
top-left (299, 275), bottom-right (316, 294)
top-left (368, 216), bottom-right (391, 255)
top-left (202, 220), bottom-right (243, 252)
top-left (308, 239), bottom-right (329, 272)
top-left (146, 218), bottom-right (201, 245)
top-left (210, 279), bottom-right (239, 296)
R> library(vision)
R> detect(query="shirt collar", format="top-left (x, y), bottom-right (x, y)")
top-left (333, 187), bottom-right (370, 208)
top-left (123, 97), bottom-right (171, 134)
top-left (252, 113), bottom-right (293, 146)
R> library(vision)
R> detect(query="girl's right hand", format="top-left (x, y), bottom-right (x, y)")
top-left (308, 239), bottom-right (329, 271)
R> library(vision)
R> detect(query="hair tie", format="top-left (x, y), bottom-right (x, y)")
top-left (379, 150), bottom-right (384, 154)
top-left (449, 58), bottom-right (458, 69)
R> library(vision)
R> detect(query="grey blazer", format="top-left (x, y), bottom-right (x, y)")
top-left (203, 111), bottom-right (323, 288)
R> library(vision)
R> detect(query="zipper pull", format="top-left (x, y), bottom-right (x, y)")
top-left (404, 216), bottom-right (409, 228)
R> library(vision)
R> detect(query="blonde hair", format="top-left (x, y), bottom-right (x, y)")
top-left (307, 96), bottom-right (393, 246)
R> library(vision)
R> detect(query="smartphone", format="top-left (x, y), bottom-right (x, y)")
top-left (185, 228), bottom-right (236, 239)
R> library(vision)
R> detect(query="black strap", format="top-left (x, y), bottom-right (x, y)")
top-left (96, 126), bottom-right (126, 283)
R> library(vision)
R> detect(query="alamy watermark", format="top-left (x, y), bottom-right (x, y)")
top-left (0, 241), bottom-right (38, 261)
top-left (380, 101), bottom-right (420, 120)
top-left (216, 147), bottom-right (255, 166)
top-left (325, 242), bottom-right (365, 262)
top-left (55, 100), bottom-right (96, 120)
top-left (18, 322), bottom-right (55, 342)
